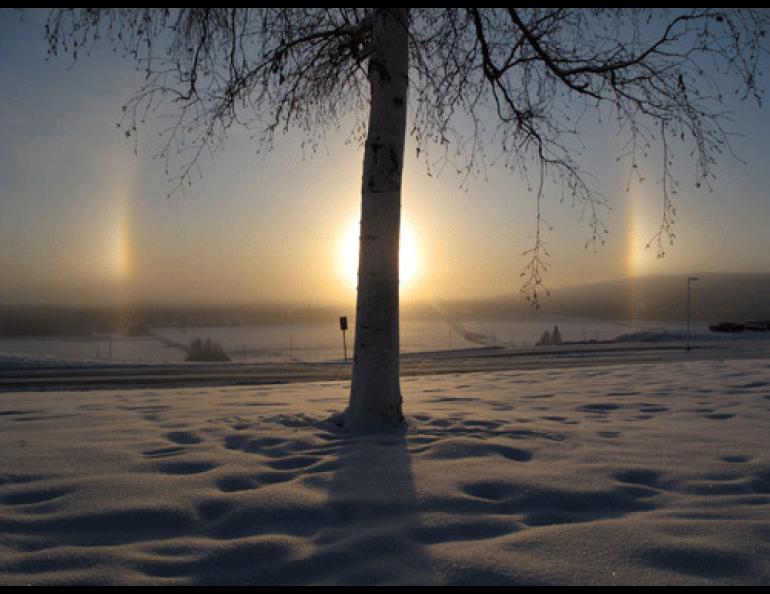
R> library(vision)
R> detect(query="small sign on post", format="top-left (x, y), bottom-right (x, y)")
top-left (339, 316), bottom-right (349, 363)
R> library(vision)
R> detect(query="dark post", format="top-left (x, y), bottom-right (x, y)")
top-left (339, 316), bottom-right (349, 363)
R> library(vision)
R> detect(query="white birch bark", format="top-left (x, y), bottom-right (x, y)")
top-left (346, 8), bottom-right (409, 432)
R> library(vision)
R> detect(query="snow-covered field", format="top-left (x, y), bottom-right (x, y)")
top-left (0, 318), bottom-right (669, 365)
top-left (2, 358), bottom-right (770, 585)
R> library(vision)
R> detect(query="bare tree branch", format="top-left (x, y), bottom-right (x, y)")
top-left (45, 8), bottom-right (770, 304)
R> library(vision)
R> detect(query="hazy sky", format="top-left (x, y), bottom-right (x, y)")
top-left (2, 10), bottom-right (769, 308)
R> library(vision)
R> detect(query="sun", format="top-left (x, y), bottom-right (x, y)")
top-left (338, 215), bottom-right (421, 293)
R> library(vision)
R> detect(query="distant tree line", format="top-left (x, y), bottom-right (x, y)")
top-left (0, 304), bottom-right (340, 337)
top-left (2, 273), bottom-right (769, 338)
top-left (0, 306), bottom-right (116, 337)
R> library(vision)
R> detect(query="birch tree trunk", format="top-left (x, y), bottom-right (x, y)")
top-left (346, 8), bottom-right (409, 432)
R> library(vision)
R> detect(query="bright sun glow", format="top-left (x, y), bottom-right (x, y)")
top-left (338, 215), bottom-right (421, 293)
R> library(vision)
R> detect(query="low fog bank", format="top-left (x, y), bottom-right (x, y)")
top-left (1, 273), bottom-right (767, 337)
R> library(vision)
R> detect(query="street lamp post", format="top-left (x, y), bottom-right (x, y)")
top-left (686, 276), bottom-right (699, 351)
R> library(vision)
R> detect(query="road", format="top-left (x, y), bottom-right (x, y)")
top-left (2, 339), bottom-right (770, 392)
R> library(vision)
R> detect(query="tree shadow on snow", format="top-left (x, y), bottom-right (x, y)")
top-left (314, 426), bottom-right (434, 585)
